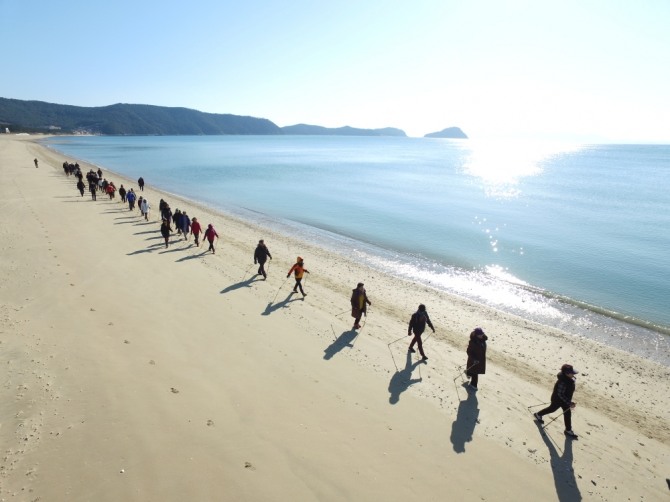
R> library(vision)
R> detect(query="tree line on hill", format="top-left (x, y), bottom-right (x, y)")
top-left (0, 97), bottom-right (466, 138)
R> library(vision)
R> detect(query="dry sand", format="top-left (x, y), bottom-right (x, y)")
top-left (1, 134), bottom-right (668, 501)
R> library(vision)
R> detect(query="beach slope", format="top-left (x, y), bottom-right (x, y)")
top-left (1, 135), bottom-right (668, 501)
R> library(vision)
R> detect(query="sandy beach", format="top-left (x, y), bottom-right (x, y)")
top-left (1, 134), bottom-right (668, 501)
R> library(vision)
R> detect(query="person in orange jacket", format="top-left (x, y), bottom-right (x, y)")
top-left (287, 257), bottom-right (309, 297)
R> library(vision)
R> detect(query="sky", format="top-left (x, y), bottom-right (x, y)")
top-left (1, 0), bottom-right (669, 142)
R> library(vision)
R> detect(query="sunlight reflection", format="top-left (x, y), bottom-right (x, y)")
top-left (459, 141), bottom-right (584, 197)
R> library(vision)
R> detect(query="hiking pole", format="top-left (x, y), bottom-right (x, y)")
top-left (527, 402), bottom-right (550, 409)
top-left (387, 335), bottom-right (406, 347)
top-left (334, 309), bottom-right (350, 317)
top-left (453, 362), bottom-right (478, 383)
top-left (242, 263), bottom-right (255, 281)
top-left (541, 406), bottom-right (573, 430)
top-left (271, 276), bottom-right (289, 304)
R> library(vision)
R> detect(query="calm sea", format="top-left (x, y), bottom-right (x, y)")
top-left (42, 136), bottom-right (670, 364)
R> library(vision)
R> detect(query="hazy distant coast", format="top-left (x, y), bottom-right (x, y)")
top-left (0, 97), bottom-right (466, 139)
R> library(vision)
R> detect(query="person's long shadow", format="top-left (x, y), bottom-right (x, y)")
top-left (323, 329), bottom-right (358, 360)
top-left (262, 293), bottom-right (301, 316)
top-left (127, 242), bottom-right (165, 255)
top-left (175, 249), bottom-right (209, 262)
top-left (450, 386), bottom-right (479, 453)
top-left (537, 423), bottom-right (582, 501)
top-left (388, 352), bottom-right (423, 404)
top-left (220, 276), bottom-right (259, 294)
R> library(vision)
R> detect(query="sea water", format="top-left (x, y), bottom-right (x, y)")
top-left (42, 136), bottom-right (670, 364)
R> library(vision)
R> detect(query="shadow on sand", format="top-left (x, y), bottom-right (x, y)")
top-left (323, 329), bottom-right (359, 360)
top-left (450, 384), bottom-right (480, 453)
top-left (536, 422), bottom-right (582, 501)
top-left (220, 276), bottom-right (260, 294)
top-left (388, 352), bottom-right (423, 404)
top-left (262, 292), bottom-right (302, 316)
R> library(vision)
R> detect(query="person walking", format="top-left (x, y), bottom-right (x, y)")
top-left (89, 182), bottom-right (97, 201)
top-left (533, 364), bottom-right (580, 439)
top-left (118, 185), bottom-right (127, 203)
top-left (138, 176), bottom-right (145, 191)
top-left (180, 211), bottom-right (191, 240)
top-left (126, 189), bottom-right (136, 210)
top-left (190, 217), bottom-right (202, 246)
top-left (204, 224), bottom-right (219, 254)
top-left (465, 327), bottom-right (487, 390)
top-left (160, 218), bottom-right (171, 248)
top-left (350, 282), bottom-right (371, 329)
top-left (141, 198), bottom-right (150, 221)
top-left (76, 179), bottom-right (85, 197)
top-left (287, 257), bottom-right (309, 297)
top-left (407, 304), bottom-right (435, 361)
top-left (254, 239), bottom-right (272, 280)
top-left (34, 158), bottom-right (38, 168)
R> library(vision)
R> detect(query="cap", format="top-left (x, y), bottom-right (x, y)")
top-left (297, 256), bottom-right (303, 262)
top-left (561, 364), bottom-right (579, 375)
top-left (418, 304), bottom-right (426, 312)
top-left (357, 282), bottom-right (364, 288)
top-left (473, 327), bottom-right (485, 335)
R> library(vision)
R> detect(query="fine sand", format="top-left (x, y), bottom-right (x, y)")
top-left (1, 134), bottom-right (668, 501)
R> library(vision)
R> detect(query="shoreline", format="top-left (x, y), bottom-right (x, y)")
top-left (2, 134), bottom-right (669, 500)
top-left (40, 136), bottom-right (670, 365)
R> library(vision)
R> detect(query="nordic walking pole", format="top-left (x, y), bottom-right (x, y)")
top-left (387, 335), bottom-right (406, 347)
top-left (542, 406), bottom-right (573, 430)
top-left (527, 402), bottom-right (550, 409)
top-left (334, 309), bottom-right (350, 317)
top-left (241, 263), bottom-right (255, 281)
top-left (453, 362), bottom-right (478, 383)
top-left (271, 276), bottom-right (289, 304)
top-left (388, 344), bottom-right (399, 372)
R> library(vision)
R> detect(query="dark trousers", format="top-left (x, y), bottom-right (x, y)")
top-left (470, 374), bottom-right (479, 387)
top-left (208, 240), bottom-right (215, 253)
top-left (409, 334), bottom-right (426, 357)
top-left (293, 278), bottom-right (305, 294)
top-left (538, 401), bottom-right (572, 430)
top-left (257, 261), bottom-right (267, 278)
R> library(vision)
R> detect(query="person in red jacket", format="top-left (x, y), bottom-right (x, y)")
top-left (190, 217), bottom-right (202, 247)
top-left (287, 257), bottom-right (309, 297)
top-left (204, 224), bottom-right (219, 254)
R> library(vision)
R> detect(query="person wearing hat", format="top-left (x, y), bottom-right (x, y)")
top-left (407, 304), bottom-right (435, 361)
top-left (534, 364), bottom-right (580, 438)
top-left (465, 327), bottom-right (488, 390)
top-left (254, 240), bottom-right (273, 280)
top-left (287, 257), bottom-right (309, 297)
top-left (350, 282), bottom-right (371, 330)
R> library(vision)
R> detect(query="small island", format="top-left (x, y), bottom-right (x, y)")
top-left (424, 127), bottom-right (468, 139)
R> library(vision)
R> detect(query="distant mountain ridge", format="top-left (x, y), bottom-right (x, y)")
top-left (0, 97), bottom-right (465, 138)
top-left (281, 124), bottom-right (405, 137)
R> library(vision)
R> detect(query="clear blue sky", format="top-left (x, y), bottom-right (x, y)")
top-left (1, 0), bottom-right (668, 141)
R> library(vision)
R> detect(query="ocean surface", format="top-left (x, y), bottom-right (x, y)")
top-left (42, 136), bottom-right (670, 365)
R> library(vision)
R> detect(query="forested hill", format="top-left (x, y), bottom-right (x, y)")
top-left (0, 98), bottom-right (281, 135)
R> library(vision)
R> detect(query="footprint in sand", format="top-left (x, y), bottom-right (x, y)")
top-left (207, 419), bottom-right (214, 427)
top-left (244, 462), bottom-right (255, 470)
top-left (171, 387), bottom-right (179, 394)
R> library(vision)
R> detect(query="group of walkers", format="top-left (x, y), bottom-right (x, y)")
top-left (55, 156), bottom-right (580, 440)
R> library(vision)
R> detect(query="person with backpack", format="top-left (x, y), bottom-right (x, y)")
top-left (533, 364), bottom-right (580, 439)
top-left (350, 282), bottom-right (371, 329)
top-left (407, 304), bottom-right (435, 361)
top-left (190, 217), bottom-right (202, 247)
top-left (254, 240), bottom-right (273, 280)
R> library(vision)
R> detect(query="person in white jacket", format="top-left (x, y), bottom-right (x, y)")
top-left (141, 198), bottom-right (150, 221)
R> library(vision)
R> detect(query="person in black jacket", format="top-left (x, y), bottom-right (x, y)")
top-left (534, 364), bottom-right (579, 438)
top-left (407, 304), bottom-right (435, 361)
top-left (465, 327), bottom-right (487, 390)
top-left (350, 283), bottom-right (371, 330)
top-left (254, 240), bottom-right (273, 279)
